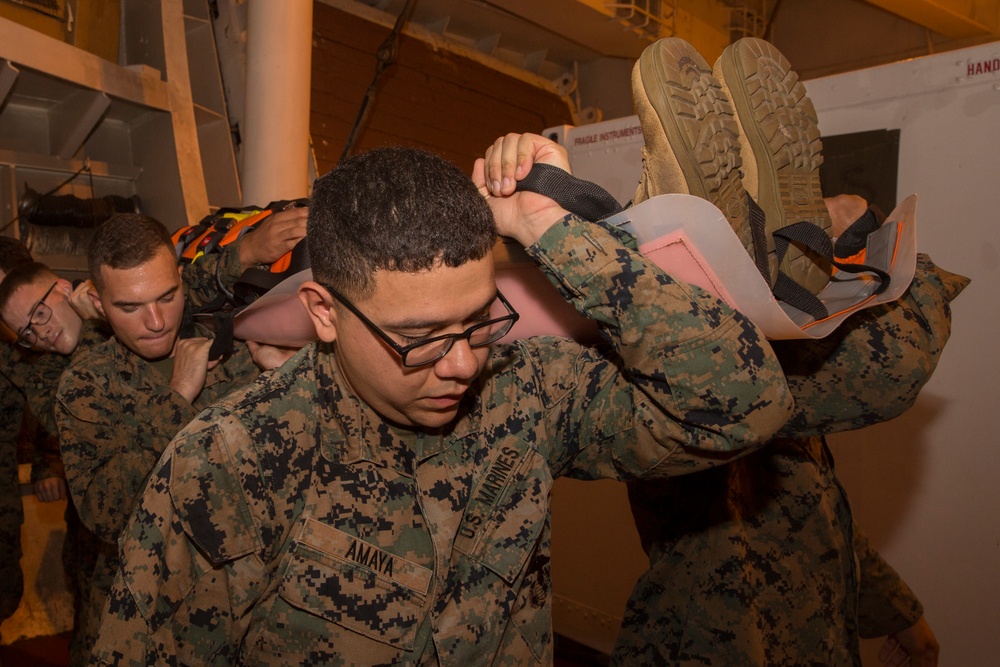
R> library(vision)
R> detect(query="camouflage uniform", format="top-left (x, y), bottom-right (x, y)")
top-left (46, 244), bottom-right (250, 667)
top-left (4, 320), bottom-right (107, 666)
top-left (55, 321), bottom-right (260, 661)
top-left (91, 216), bottom-right (796, 666)
top-left (611, 256), bottom-right (968, 666)
top-left (0, 344), bottom-right (27, 625)
top-left (0, 341), bottom-right (77, 627)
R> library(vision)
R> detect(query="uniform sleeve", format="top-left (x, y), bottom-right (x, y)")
top-left (92, 417), bottom-right (268, 666)
top-left (198, 342), bottom-right (261, 409)
top-left (520, 216), bottom-right (794, 480)
top-left (775, 254), bottom-right (969, 437)
top-left (55, 361), bottom-right (195, 544)
top-left (180, 241), bottom-right (244, 310)
top-left (28, 413), bottom-right (64, 483)
top-left (854, 525), bottom-right (924, 638)
top-left (14, 348), bottom-right (65, 435)
top-left (0, 343), bottom-right (32, 390)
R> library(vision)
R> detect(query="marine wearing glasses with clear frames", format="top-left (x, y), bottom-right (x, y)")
top-left (321, 282), bottom-right (519, 367)
top-left (14, 280), bottom-right (57, 348)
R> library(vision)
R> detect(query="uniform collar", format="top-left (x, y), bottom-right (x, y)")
top-left (313, 345), bottom-right (480, 476)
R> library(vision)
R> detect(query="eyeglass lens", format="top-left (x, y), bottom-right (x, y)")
top-left (403, 298), bottom-right (516, 366)
top-left (17, 283), bottom-right (56, 347)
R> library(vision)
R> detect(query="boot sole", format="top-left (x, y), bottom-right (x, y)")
top-left (632, 38), bottom-right (753, 254)
top-left (715, 38), bottom-right (832, 293)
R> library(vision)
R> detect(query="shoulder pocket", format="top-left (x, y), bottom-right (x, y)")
top-left (455, 442), bottom-right (550, 584)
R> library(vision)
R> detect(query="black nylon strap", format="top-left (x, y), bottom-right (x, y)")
top-left (833, 206), bottom-right (881, 259)
top-left (181, 302), bottom-right (234, 361)
top-left (746, 194), bottom-right (772, 284)
top-left (513, 163), bottom-right (624, 222)
top-left (773, 220), bottom-right (836, 264)
top-left (828, 256), bottom-right (892, 295)
top-left (773, 270), bottom-right (829, 320)
top-left (777, 220), bottom-right (891, 294)
top-left (206, 311), bottom-right (234, 361)
top-left (771, 218), bottom-right (893, 321)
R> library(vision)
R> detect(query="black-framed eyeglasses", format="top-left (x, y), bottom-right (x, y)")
top-left (320, 283), bottom-right (519, 367)
top-left (15, 281), bottom-right (58, 349)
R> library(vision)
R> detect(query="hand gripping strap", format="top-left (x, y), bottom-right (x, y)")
top-left (180, 303), bottom-right (235, 361)
top-left (513, 163), bottom-right (624, 222)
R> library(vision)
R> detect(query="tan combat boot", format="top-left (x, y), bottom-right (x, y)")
top-left (631, 38), bottom-right (757, 263)
top-left (713, 37), bottom-right (833, 294)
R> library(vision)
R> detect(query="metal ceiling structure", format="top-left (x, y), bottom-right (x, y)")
top-left (340, 0), bottom-right (1000, 85)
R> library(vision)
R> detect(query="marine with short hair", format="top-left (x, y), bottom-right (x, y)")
top-left (90, 135), bottom-right (795, 666)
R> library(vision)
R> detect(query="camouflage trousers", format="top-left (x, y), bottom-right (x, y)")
top-left (0, 383), bottom-right (25, 627)
top-left (64, 501), bottom-right (107, 667)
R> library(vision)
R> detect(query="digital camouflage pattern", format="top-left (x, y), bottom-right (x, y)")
top-left (611, 255), bottom-right (968, 667)
top-left (2, 322), bottom-right (107, 665)
top-left (0, 341), bottom-right (79, 627)
top-left (774, 256), bottom-right (969, 438)
top-left (176, 239), bottom-right (244, 306)
top-left (50, 243), bottom-right (251, 665)
top-left (91, 216), bottom-right (796, 666)
top-left (0, 346), bottom-right (26, 625)
top-left (55, 321), bottom-right (260, 664)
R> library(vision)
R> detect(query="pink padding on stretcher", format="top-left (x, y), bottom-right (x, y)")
top-left (232, 269), bottom-right (316, 347)
top-left (638, 231), bottom-right (737, 306)
top-left (232, 193), bottom-right (917, 346)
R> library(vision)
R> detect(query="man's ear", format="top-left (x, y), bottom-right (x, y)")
top-left (298, 281), bottom-right (338, 343)
top-left (87, 284), bottom-right (106, 319)
top-left (55, 277), bottom-right (74, 296)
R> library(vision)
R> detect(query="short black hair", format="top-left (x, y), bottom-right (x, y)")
top-left (88, 213), bottom-right (174, 291)
top-left (308, 146), bottom-right (496, 299)
top-left (0, 236), bottom-right (33, 275)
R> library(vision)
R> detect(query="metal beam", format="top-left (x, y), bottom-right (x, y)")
top-left (49, 90), bottom-right (110, 160)
top-left (864, 0), bottom-right (1000, 39)
top-left (0, 60), bottom-right (17, 108)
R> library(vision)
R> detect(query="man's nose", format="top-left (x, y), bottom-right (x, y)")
top-left (144, 304), bottom-right (165, 331)
top-left (434, 338), bottom-right (481, 381)
top-left (36, 319), bottom-right (56, 340)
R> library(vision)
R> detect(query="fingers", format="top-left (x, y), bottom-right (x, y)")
top-left (173, 336), bottom-right (213, 360)
top-left (70, 279), bottom-right (94, 300)
top-left (68, 280), bottom-right (102, 321)
top-left (170, 337), bottom-right (213, 399)
top-left (878, 618), bottom-right (941, 667)
top-left (266, 207), bottom-right (309, 243)
top-left (480, 133), bottom-right (569, 197)
top-left (240, 207), bottom-right (309, 267)
top-left (823, 193), bottom-right (870, 237)
top-left (34, 477), bottom-right (67, 503)
top-left (471, 158), bottom-right (489, 196)
top-left (248, 342), bottom-right (298, 370)
top-left (878, 636), bottom-right (913, 667)
top-left (481, 134), bottom-right (528, 197)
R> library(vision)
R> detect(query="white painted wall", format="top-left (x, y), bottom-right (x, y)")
top-left (808, 41), bottom-right (1000, 666)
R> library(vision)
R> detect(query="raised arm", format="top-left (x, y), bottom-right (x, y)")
top-left (480, 133), bottom-right (794, 479)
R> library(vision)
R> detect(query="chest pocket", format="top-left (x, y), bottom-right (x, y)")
top-left (278, 519), bottom-right (432, 650)
top-left (455, 442), bottom-right (550, 584)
